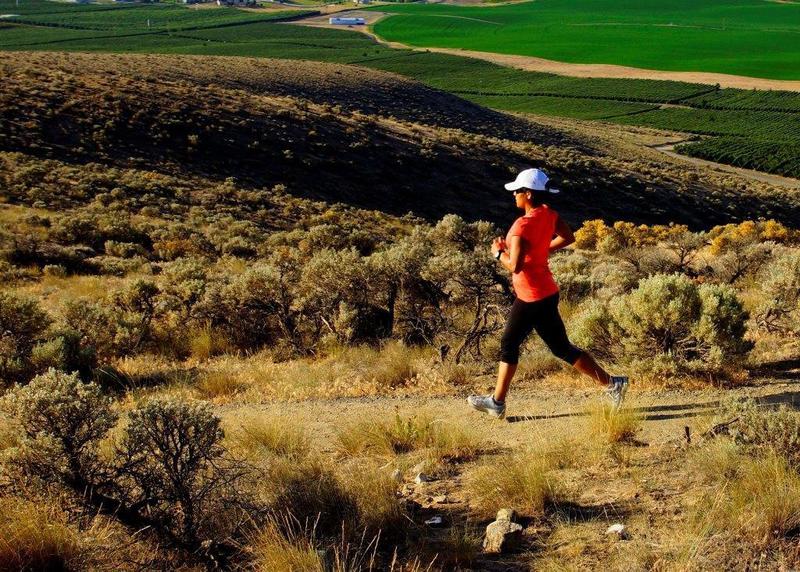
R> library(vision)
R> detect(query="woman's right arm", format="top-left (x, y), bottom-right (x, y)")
top-left (550, 215), bottom-right (575, 253)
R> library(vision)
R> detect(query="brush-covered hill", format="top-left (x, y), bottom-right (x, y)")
top-left (1, 51), bottom-right (799, 228)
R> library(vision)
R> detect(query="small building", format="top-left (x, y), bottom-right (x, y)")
top-left (329, 16), bottom-right (366, 25)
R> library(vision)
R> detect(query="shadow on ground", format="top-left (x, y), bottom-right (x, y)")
top-left (506, 383), bottom-right (800, 424)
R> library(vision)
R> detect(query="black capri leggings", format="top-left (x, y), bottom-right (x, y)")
top-left (499, 293), bottom-right (583, 366)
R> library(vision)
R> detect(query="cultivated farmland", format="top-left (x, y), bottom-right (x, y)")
top-left (371, 0), bottom-right (800, 81)
top-left (3, 0), bottom-right (800, 178)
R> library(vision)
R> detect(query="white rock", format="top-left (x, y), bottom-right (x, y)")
top-left (391, 469), bottom-right (403, 482)
top-left (496, 508), bottom-right (517, 522)
top-left (424, 515), bottom-right (443, 526)
top-left (606, 523), bottom-right (629, 539)
top-left (483, 519), bottom-right (523, 554)
top-left (415, 472), bottom-right (433, 484)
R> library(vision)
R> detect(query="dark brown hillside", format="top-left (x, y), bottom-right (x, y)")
top-left (1, 51), bottom-right (798, 228)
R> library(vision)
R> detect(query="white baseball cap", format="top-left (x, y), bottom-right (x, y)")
top-left (504, 168), bottom-right (560, 194)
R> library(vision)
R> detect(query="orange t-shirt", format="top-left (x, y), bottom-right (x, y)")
top-left (505, 205), bottom-right (559, 302)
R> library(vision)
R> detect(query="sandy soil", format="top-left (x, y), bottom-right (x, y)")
top-left (222, 371), bottom-right (800, 454)
top-left (293, 13), bottom-right (800, 91)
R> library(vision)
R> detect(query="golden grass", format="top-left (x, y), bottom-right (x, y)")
top-left (0, 496), bottom-right (86, 571)
top-left (695, 452), bottom-right (800, 546)
top-left (15, 274), bottom-right (131, 314)
top-left (335, 459), bottom-right (405, 535)
top-left (175, 342), bottom-right (462, 402)
top-left (187, 323), bottom-right (233, 362)
top-left (224, 412), bottom-right (310, 460)
top-left (195, 370), bottom-right (244, 400)
top-left (464, 453), bottom-right (563, 519)
top-left (250, 518), bottom-right (322, 572)
top-left (691, 438), bottom-right (742, 483)
top-left (335, 412), bottom-right (484, 465)
top-left (586, 402), bottom-right (641, 444)
top-left (253, 456), bottom-right (405, 542)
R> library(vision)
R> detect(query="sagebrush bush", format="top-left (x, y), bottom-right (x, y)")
top-left (0, 291), bottom-right (51, 384)
top-left (194, 262), bottom-right (295, 350)
top-left (549, 252), bottom-right (593, 302)
top-left (727, 401), bottom-right (800, 469)
top-left (572, 274), bottom-right (750, 377)
top-left (117, 398), bottom-right (225, 545)
top-left (1, 369), bottom-right (116, 487)
top-left (753, 249), bottom-right (800, 335)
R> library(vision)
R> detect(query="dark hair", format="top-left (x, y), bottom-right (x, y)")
top-left (530, 191), bottom-right (546, 206)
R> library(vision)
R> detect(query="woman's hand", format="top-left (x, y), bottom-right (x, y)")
top-left (491, 237), bottom-right (506, 256)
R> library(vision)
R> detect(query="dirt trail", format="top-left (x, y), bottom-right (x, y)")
top-left (222, 368), bottom-right (800, 453)
top-left (292, 13), bottom-right (800, 92)
top-left (651, 140), bottom-right (800, 189)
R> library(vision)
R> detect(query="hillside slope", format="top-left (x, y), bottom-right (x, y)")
top-left (1, 51), bottom-right (798, 228)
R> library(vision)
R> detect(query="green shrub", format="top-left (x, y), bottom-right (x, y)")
top-left (728, 401), bottom-right (800, 469)
top-left (0, 369), bottom-right (116, 486)
top-left (195, 262), bottom-right (295, 349)
top-left (0, 292), bottom-right (51, 384)
top-left (572, 274), bottom-right (750, 376)
top-left (753, 249), bottom-right (800, 334)
top-left (30, 329), bottom-right (97, 379)
top-left (550, 252), bottom-right (593, 302)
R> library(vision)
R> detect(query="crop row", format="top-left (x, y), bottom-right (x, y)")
top-left (677, 137), bottom-right (800, 180)
top-left (617, 108), bottom-right (800, 141)
top-left (682, 88), bottom-right (800, 113)
top-left (1, 1), bottom-right (304, 32)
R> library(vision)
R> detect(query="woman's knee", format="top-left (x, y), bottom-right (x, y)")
top-left (499, 330), bottom-right (522, 364)
top-left (551, 343), bottom-right (583, 365)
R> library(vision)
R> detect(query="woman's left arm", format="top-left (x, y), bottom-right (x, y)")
top-left (550, 215), bottom-right (575, 253)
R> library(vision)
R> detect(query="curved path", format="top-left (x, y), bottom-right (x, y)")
top-left (652, 140), bottom-right (800, 189)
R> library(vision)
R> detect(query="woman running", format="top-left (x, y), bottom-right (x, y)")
top-left (467, 168), bottom-right (628, 419)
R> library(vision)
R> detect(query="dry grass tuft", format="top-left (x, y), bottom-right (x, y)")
top-left (0, 497), bottom-right (85, 571)
top-left (224, 412), bottom-right (309, 460)
top-left (691, 438), bottom-right (742, 483)
top-left (195, 370), bottom-right (245, 400)
top-left (586, 402), bottom-right (641, 444)
top-left (464, 453), bottom-right (563, 519)
top-left (250, 517), bottom-right (322, 572)
top-left (695, 452), bottom-right (800, 546)
top-left (335, 459), bottom-right (406, 535)
top-left (335, 412), bottom-right (484, 464)
top-left (187, 323), bottom-right (233, 362)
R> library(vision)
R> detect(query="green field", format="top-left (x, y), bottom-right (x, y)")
top-left (370, 0), bottom-right (800, 81)
top-left (3, 0), bottom-right (800, 178)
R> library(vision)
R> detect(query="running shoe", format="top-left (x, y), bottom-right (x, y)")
top-left (605, 376), bottom-right (629, 410)
top-left (467, 394), bottom-right (506, 419)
